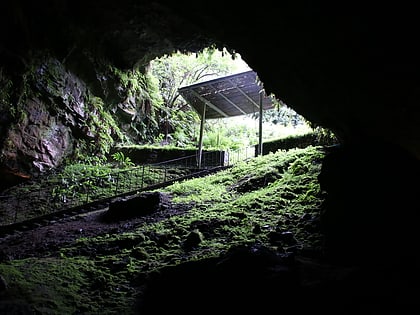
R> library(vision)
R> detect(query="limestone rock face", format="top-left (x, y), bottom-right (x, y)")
top-left (4, 98), bottom-right (73, 172)
top-left (0, 58), bottom-right (90, 185)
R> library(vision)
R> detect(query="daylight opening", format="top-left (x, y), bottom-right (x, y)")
top-left (147, 46), bottom-right (329, 160)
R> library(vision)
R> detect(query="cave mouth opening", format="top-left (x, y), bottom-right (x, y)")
top-left (1, 2), bottom-right (420, 313)
top-left (145, 46), bottom-right (336, 152)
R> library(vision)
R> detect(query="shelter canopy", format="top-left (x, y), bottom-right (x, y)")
top-left (178, 70), bottom-right (275, 119)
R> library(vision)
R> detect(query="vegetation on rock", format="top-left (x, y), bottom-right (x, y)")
top-left (0, 145), bottom-right (326, 314)
top-left (0, 46), bottom-right (329, 185)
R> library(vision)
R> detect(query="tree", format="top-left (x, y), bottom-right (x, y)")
top-left (147, 47), bottom-right (250, 146)
top-left (261, 105), bottom-right (308, 127)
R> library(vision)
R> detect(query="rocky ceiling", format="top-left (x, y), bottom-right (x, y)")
top-left (1, 0), bottom-right (419, 160)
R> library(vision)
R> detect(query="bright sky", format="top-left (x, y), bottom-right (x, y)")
top-left (229, 53), bottom-right (252, 74)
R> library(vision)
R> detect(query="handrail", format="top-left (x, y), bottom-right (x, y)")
top-left (0, 146), bottom-right (255, 226)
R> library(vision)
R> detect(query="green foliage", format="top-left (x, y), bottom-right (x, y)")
top-left (111, 151), bottom-right (135, 168)
top-left (49, 162), bottom-right (114, 202)
top-left (203, 117), bottom-right (258, 149)
top-left (68, 91), bottom-right (126, 163)
top-left (79, 50), bottom-right (327, 157)
top-left (57, 162), bottom-right (114, 179)
top-left (147, 47), bottom-right (249, 147)
top-left (262, 105), bottom-right (309, 127)
top-left (86, 93), bottom-right (124, 155)
top-left (106, 66), bottom-right (163, 143)
top-left (311, 126), bottom-right (338, 144)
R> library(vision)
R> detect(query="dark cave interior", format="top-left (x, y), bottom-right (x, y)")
top-left (1, 0), bottom-right (420, 313)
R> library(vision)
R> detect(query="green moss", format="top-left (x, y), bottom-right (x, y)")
top-left (83, 93), bottom-right (125, 157)
top-left (0, 256), bottom-right (138, 314)
top-left (1, 145), bottom-right (326, 313)
top-left (0, 258), bottom-right (90, 314)
top-left (105, 66), bottom-right (164, 143)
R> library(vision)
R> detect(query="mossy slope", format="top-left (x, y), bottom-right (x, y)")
top-left (0, 145), bottom-right (325, 314)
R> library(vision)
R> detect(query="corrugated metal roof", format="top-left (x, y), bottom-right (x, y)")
top-left (178, 70), bottom-right (275, 119)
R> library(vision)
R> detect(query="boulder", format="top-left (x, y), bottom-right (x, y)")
top-left (104, 191), bottom-right (170, 221)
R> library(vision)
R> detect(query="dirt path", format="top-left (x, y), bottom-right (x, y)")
top-left (0, 202), bottom-right (192, 261)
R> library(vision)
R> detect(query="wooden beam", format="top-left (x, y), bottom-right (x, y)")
top-left (209, 83), bottom-right (247, 115)
top-left (228, 79), bottom-right (261, 109)
top-left (189, 89), bottom-right (229, 118)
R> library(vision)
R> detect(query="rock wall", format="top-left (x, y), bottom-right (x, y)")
top-left (0, 58), bottom-right (88, 177)
top-left (0, 56), bottom-right (121, 189)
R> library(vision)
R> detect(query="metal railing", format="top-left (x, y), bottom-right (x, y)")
top-left (0, 146), bottom-right (256, 226)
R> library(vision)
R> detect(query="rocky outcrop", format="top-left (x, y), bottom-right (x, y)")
top-left (0, 56), bottom-right (122, 188)
top-left (0, 58), bottom-right (86, 179)
top-left (3, 97), bottom-right (73, 172)
top-left (104, 191), bottom-right (171, 222)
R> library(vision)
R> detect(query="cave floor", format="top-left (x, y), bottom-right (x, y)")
top-left (0, 201), bottom-right (193, 261)
top-left (1, 146), bottom-right (419, 314)
top-left (1, 200), bottom-right (418, 314)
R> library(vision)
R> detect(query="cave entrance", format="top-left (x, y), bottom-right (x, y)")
top-left (148, 47), bottom-right (314, 161)
top-left (178, 70), bottom-right (275, 168)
